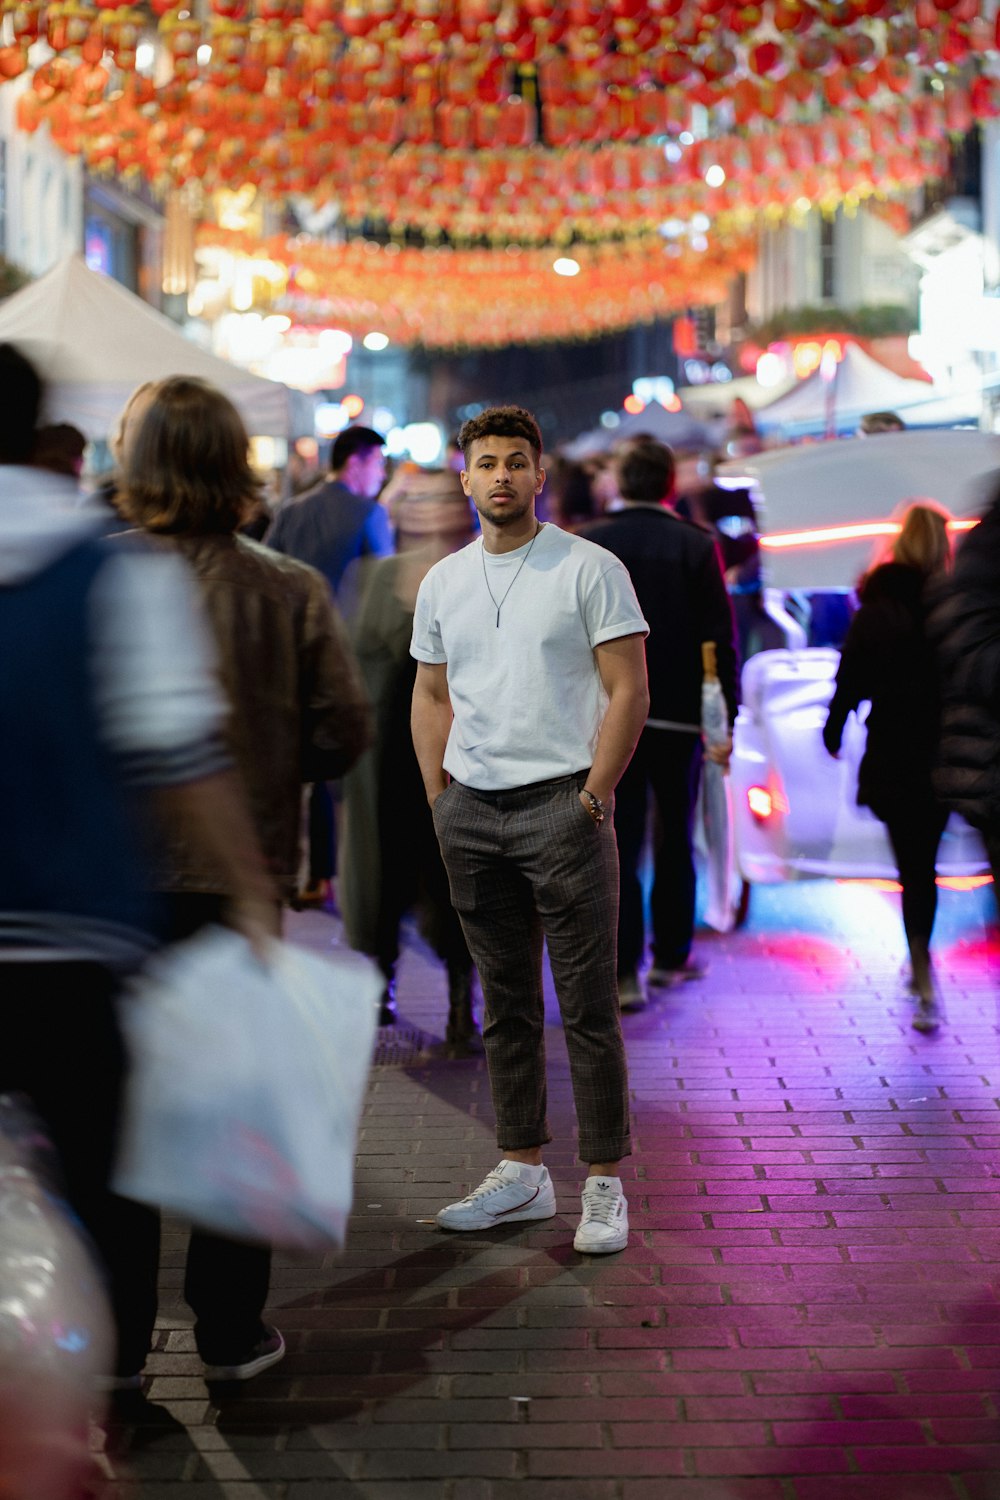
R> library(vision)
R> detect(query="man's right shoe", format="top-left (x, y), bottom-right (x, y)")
top-left (437, 1160), bottom-right (557, 1231)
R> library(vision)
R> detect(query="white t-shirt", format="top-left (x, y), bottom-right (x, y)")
top-left (410, 522), bottom-right (648, 791)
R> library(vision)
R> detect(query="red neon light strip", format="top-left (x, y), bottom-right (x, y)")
top-left (836, 874), bottom-right (993, 892)
top-left (760, 518), bottom-right (977, 550)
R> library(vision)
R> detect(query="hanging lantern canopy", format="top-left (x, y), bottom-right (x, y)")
top-left (2, 0), bottom-right (996, 347)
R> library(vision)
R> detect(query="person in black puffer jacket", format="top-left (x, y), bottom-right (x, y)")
top-left (928, 476), bottom-right (1000, 906)
top-left (824, 504), bottom-right (952, 1029)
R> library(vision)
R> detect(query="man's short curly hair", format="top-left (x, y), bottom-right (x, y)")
top-left (458, 405), bottom-right (543, 465)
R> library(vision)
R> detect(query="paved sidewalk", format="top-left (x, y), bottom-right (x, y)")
top-left (103, 880), bottom-right (1000, 1499)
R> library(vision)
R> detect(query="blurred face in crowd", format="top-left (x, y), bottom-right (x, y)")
top-left (461, 435), bottom-right (544, 530)
top-left (113, 383), bottom-right (156, 468)
top-left (344, 443), bottom-right (386, 499)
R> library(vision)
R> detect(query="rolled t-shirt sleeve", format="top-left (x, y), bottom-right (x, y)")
top-left (410, 572), bottom-right (448, 664)
top-left (585, 558), bottom-right (650, 647)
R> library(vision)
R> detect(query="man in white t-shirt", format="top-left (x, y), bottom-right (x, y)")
top-left (410, 406), bottom-right (649, 1254)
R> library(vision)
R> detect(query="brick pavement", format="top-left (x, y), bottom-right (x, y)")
top-left (100, 879), bottom-right (1000, 1499)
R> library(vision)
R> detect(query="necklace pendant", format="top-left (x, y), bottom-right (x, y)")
top-left (496, 609), bottom-right (501, 628)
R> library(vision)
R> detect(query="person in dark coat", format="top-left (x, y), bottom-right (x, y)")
top-left (824, 504), bottom-right (952, 1030)
top-left (266, 424), bottom-right (391, 597)
top-left (266, 424), bottom-right (390, 908)
top-left (580, 438), bottom-right (739, 1010)
top-left (928, 476), bottom-right (1000, 911)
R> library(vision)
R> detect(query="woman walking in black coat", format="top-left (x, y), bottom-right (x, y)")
top-left (823, 504), bottom-right (952, 1031)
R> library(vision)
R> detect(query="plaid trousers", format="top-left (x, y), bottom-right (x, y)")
top-left (432, 771), bottom-right (631, 1163)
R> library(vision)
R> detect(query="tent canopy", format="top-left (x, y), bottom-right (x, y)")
top-left (0, 255), bottom-right (292, 439)
top-left (717, 428), bottom-right (1000, 588)
top-left (563, 399), bottom-right (715, 459)
top-left (755, 342), bottom-right (978, 437)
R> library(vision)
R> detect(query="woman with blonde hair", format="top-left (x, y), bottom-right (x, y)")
top-left (824, 502), bottom-right (952, 1030)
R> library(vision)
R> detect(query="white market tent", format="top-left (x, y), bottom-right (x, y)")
top-left (563, 398), bottom-right (715, 459)
top-left (0, 255), bottom-right (293, 438)
top-left (717, 428), bottom-right (1000, 588)
top-left (755, 342), bottom-right (979, 438)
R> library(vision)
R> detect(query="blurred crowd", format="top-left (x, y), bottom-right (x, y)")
top-left (5, 343), bottom-right (1000, 1497)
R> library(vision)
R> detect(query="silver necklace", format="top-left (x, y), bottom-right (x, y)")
top-left (481, 522), bottom-right (542, 628)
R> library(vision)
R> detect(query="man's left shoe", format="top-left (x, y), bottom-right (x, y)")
top-left (202, 1326), bottom-right (286, 1382)
top-left (573, 1176), bottom-right (629, 1255)
top-left (647, 959), bottom-right (707, 988)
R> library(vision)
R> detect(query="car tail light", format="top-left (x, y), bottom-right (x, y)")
top-left (747, 786), bottom-right (773, 820)
top-left (747, 785), bottom-right (788, 821)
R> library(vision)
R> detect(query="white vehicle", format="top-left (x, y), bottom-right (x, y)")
top-left (716, 432), bottom-right (1000, 898)
top-left (731, 647), bottom-right (987, 885)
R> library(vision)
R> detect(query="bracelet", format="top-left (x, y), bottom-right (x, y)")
top-left (582, 788), bottom-right (605, 826)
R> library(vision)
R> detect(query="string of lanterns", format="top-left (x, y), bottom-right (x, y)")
top-left (2, 0), bottom-right (997, 345)
top-left (196, 228), bottom-right (756, 348)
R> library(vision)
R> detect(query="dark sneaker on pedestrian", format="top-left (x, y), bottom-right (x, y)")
top-left (912, 997), bottom-right (940, 1034)
top-left (647, 959), bottom-right (707, 987)
top-left (202, 1326), bottom-right (286, 1382)
top-left (95, 1372), bottom-right (143, 1394)
top-left (617, 971), bottom-right (646, 1012)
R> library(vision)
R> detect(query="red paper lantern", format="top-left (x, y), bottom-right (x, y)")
top-left (749, 38), bottom-right (787, 75)
top-left (11, 2), bottom-right (42, 41)
top-left (773, 0), bottom-right (814, 30)
top-left (0, 44), bottom-right (29, 78)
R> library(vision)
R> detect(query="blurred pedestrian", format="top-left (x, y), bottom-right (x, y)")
top-left (117, 374), bottom-right (371, 1381)
top-left (930, 475), bottom-right (1000, 924)
top-left (824, 503), bottom-right (952, 1031)
top-left (411, 405), bottom-right (649, 1254)
top-left (581, 438), bottom-right (739, 1010)
top-left (267, 424), bottom-right (390, 909)
top-left (859, 410), bottom-right (906, 436)
top-left (0, 345), bottom-right (278, 1399)
top-left (543, 455), bottom-right (597, 532)
top-left (697, 481), bottom-right (786, 663)
top-left (340, 468), bottom-right (480, 1043)
top-left (32, 421), bottom-right (86, 481)
top-left (267, 422), bottom-right (391, 598)
top-left (84, 380), bottom-right (156, 522)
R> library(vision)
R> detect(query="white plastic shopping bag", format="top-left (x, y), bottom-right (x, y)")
top-left (699, 641), bottom-right (738, 934)
top-left (113, 927), bottom-right (381, 1251)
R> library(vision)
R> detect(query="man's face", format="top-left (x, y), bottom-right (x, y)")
top-left (461, 435), bottom-right (544, 528)
top-left (347, 444), bottom-right (387, 498)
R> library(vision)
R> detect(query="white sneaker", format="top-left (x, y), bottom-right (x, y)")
top-left (436, 1160), bottom-right (557, 1231)
top-left (573, 1176), bottom-right (629, 1254)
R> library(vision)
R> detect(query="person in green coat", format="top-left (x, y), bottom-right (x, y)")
top-left (340, 468), bottom-right (481, 1051)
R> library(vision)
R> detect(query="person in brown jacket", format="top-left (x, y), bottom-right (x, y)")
top-left (116, 375), bottom-right (372, 1388)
